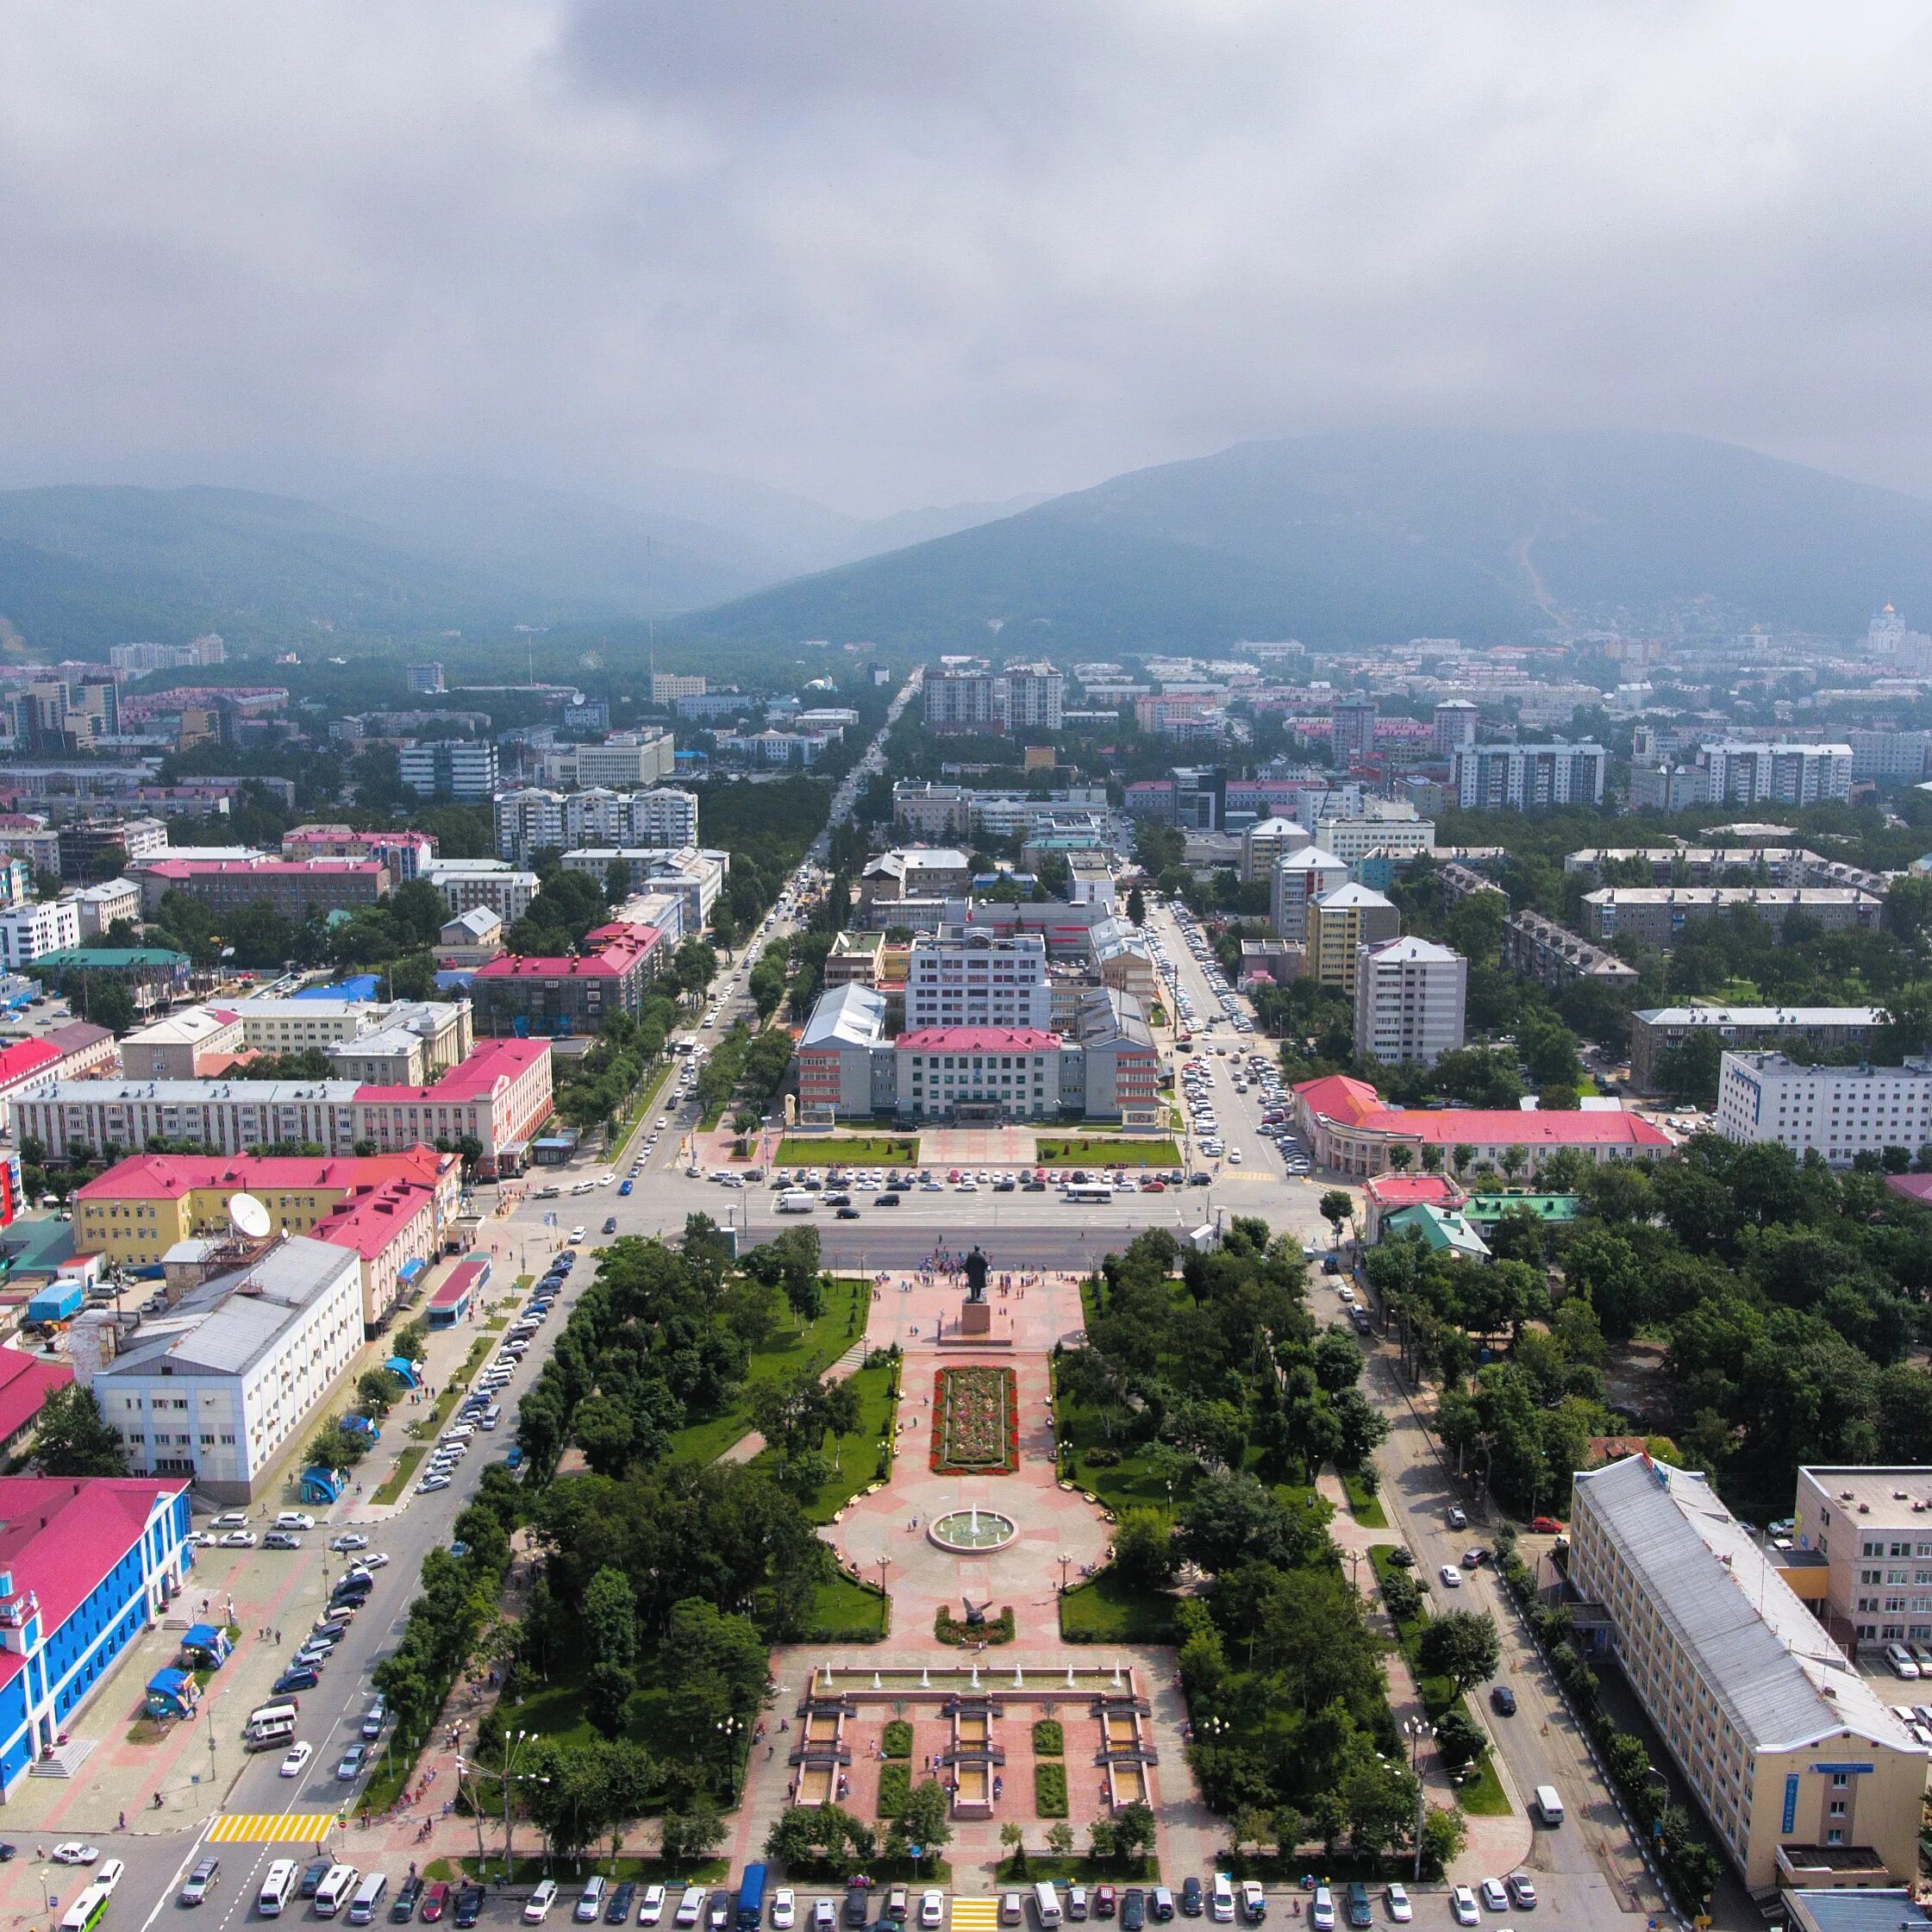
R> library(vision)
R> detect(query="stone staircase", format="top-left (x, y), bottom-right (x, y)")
top-left (30, 1737), bottom-right (97, 1778)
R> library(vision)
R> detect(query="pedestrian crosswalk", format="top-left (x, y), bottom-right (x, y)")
top-left (951, 1901), bottom-right (999, 1932)
top-left (207, 1813), bottom-right (337, 1844)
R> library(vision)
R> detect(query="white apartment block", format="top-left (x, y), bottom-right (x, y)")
top-left (95, 1236), bottom-right (365, 1504)
top-left (1353, 936), bottom-right (1466, 1067)
top-left (1315, 816), bottom-right (1435, 866)
top-left (1700, 741), bottom-right (1854, 808)
top-left (0, 897), bottom-right (80, 972)
top-left (18, 1079), bottom-right (364, 1159)
top-left (925, 671), bottom-right (1003, 734)
top-left (1451, 741), bottom-right (1608, 810)
top-left (398, 741), bottom-right (499, 801)
top-left (1269, 846), bottom-right (1347, 941)
top-left (564, 787), bottom-right (698, 850)
top-left (1715, 1051), bottom-right (1932, 1167)
top-left (1431, 700), bottom-right (1479, 757)
top-left (905, 927), bottom-right (1053, 1033)
top-left (426, 860), bottom-right (538, 923)
top-left (1569, 1454), bottom-right (1927, 1894)
top-left (1848, 730), bottom-right (1932, 785)
top-left (1004, 664), bottom-right (1066, 732)
top-left (66, 876), bottom-right (141, 937)
top-left (495, 787), bottom-right (566, 861)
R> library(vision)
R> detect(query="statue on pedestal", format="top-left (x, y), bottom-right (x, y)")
top-left (959, 1245), bottom-right (992, 1335)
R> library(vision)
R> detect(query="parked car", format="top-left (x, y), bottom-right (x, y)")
top-left (422, 1885), bottom-right (451, 1922)
top-left (1504, 1879), bottom-right (1535, 1910)
top-left (392, 1877), bottom-right (425, 1922)
top-left (1122, 1895), bottom-right (1145, 1932)
top-left (455, 1886), bottom-right (486, 1929)
top-left (1383, 1889), bottom-right (1411, 1925)
top-left (1449, 1891), bottom-right (1479, 1929)
top-left (525, 1882), bottom-right (560, 1924)
top-left (1179, 1882), bottom-right (1202, 1921)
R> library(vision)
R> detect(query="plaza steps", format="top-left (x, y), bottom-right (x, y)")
top-left (29, 1738), bottom-right (97, 1777)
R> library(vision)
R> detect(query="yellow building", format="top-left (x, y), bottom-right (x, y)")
top-left (1305, 884), bottom-right (1400, 996)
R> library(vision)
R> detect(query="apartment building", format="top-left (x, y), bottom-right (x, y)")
top-left (1581, 887), bottom-right (1884, 949)
top-left (563, 786), bottom-right (698, 850)
top-left (398, 741), bottom-right (499, 801)
top-left (1432, 699), bottom-right (1479, 757)
top-left (95, 1236), bottom-right (366, 1504)
top-left (557, 846), bottom-right (727, 927)
top-left (469, 931), bottom-right (665, 1037)
top-left (8, 676), bottom-right (118, 752)
top-left (1452, 741), bottom-right (1609, 810)
top-left (1240, 817), bottom-right (1309, 885)
top-left (924, 670), bottom-right (1003, 734)
top-left (112, 635), bottom-right (226, 673)
top-left (1701, 741), bottom-right (1854, 808)
top-left (64, 876), bottom-right (141, 938)
top-left (650, 673), bottom-right (707, 704)
top-left (57, 816), bottom-right (168, 881)
top-left (1003, 663), bottom-right (1066, 732)
top-left (1504, 907), bottom-right (1640, 990)
top-left (905, 927), bottom-right (1053, 1033)
top-left (428, 859), bottom-right (539, 923)
top-left (1848, 731), bottom-right (1932, 785)
top-left (495, 786), bottom-right (565, 861)
top-left (1306, 884), bottom-right (1400, 996)
top-left (1791, 1466), bottom-right (1932, 1655)
top-left (352, 1038), bottom-right (553, 1175)
top-left (1569, 1453), bottom-right (1926, 1893)
top-left (281, 825), bottom-right (438, 880)
top-left (1270, 846), bottom-right (1348, 941)
top-left (1629, 1007), bottom-right (1886, 1093)
top-left (1354, 936), bottom-right (1466, 1067)
top-left (1715, 1052), bottom-right (1932, 1167)
top-left (1330, 699), bottom-right (1378, 766)
top-left (0, 897), bottom-right (80, 972)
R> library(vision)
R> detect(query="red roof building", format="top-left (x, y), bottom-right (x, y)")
top-left (1361, 1172), bottom-right (1466, 1241)
top-left (469, 932), bottom-right (664, 1039)
top-left (1295, 1076), bottom-right (1672, 1179)
top-left (0, 1353), bottom-right (72, 1457)
top-left (353, 1037), bottom-right (553, 1172)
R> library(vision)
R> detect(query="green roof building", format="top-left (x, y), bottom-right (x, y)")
top-left (1385, 1203), bottom-right (1491, 1261)
top-left (1461, 1192), bottom-right (1583, 1230)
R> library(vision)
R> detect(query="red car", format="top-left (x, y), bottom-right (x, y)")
top-left (1529, 1516), bottom-right (1565, 1535)
top-left (421, 1884), bottom-right (451, 1923)
top-left (1095, 1891), bottom-right (1118, 1922)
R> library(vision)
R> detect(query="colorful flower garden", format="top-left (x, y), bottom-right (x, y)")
top-left (931, 1365), bottom-right (1019, 1473)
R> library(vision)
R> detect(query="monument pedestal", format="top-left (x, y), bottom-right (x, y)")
top-left (958, 1300), bottom-right (992, 1337)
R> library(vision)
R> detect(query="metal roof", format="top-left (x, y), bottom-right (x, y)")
top-left (1576, 1455), bottom-right (1918, 1757)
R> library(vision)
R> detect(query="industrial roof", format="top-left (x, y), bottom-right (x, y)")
top-left (1634, 1006), bottom-right (1884, 1026)
top-left (799, 983), bottom-right (888, 1052)
top-left (1575, 1454), bottom-right (1918, 1757)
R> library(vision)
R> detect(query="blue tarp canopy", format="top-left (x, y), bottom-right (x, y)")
top-left (299, 1466), bottom-right (347, 1504)
top-left (146, 1667), bottom-right (194, 1713)
top-left (182, 1623), bottom-right (219, 1648)
top-left (385, 1356), bottom-right (421, 1386)
top-left (397, 1258), bottom-right (427, 1284)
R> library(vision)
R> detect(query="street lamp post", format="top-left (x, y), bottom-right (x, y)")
top-left (1404, 1717), bottom-right (1437, 1881)
top-left (716, 1716), bottom-right (743, 1803)
top-left (1058, 1552), bottom-right (1071, 1595)
top-left (877, 1556), bottom-right (891, 1634)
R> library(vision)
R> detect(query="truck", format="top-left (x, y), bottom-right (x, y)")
top-left (775, 1191), bottom-right (816, 1214)
top-left (26, 1280), bottom-right (85, 1327)
top-left (735, 1867), bottom-right (767, 1932)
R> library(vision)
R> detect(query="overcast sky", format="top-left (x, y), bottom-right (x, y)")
top-left (3, 2), bottom-right (1929, 519)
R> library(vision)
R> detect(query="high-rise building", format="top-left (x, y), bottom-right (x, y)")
top-left (407, 663), bottom-right (447, 694)
top-left (0, 898), bottom-right (80, 972)
top-left (1354, 935), bottom-right (1466, 1067)
top-left (8, 678), bottom-right (119, 752)
top-left (904, 927), bottom-right (1052, 1033)
top-left (110, 635), bottom-right (226, 674)
top-left (494, 787), bottom-right (566, 862)
top-left (650, 673), bottom-right (708, 704)
top-left (398, 741), bottom-right (499, 801)
top-left (1431, 699), bottom-right (1479, 758)
top-left (1240, 817), bottom-right (1309, 884)
top-left (1270, 846), bottom-right (1348, 941)
top-left (1305, 884), bottom-right (1399, 995)
top-left (1330, 698), bottom-right (1378, 767)
top-left (1451, 741), bottom-right (1608, 810)
top-left (1003, 663), bottom-right (1065, 733)
top-left (924, 670), bottom-right (1003, 735)
top-left (1699, 741), bottom-right (1854, 807)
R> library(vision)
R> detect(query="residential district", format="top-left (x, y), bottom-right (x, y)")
top-left (3, 626), bottom-right (1932, 1932)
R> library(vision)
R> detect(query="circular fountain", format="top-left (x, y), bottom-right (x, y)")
top-left (928, 1506), bottom-right (1018, 1554)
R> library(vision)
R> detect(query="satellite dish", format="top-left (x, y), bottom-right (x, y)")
top-left (229, 1193), bottom-right (272, 1241)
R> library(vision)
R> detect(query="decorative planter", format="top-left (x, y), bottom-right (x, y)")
top-left (931, 1366), bottom-right (1020, 1474)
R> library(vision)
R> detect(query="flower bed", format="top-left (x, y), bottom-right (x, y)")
top-left (935, 1604), bottom-right (1016, 1645)
top-left (932, 1365), bottom-right (1019, 1473)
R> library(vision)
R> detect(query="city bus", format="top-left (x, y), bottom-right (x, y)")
top-left (1063, 1182), bottom-right (1113, 1204)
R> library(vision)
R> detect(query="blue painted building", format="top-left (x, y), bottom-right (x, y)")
top-left (0, 1477), bottom-right (191, 1794)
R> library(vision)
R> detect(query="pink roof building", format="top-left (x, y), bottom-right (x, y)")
top-left (0, 1353), bottom-right (72, 1457)
top-left (894, 1025), bottom-right (1062, 1054)
top-left (353, 1037), bottom-right (554, 1167)
top-left (470, 934), bottom-right (664, 1040)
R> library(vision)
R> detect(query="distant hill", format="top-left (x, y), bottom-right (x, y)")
top-left (672, 429), bottom-right (1932, 652)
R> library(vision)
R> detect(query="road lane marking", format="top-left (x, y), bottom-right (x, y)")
top-left (206, 1813), bottom-right (338, 1843)
top-left (951, 1902), bottom-right (999, 1932)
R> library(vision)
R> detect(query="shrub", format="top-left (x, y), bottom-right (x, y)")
top-left (882, 1721), bottom-right (913, 1759)
top-left (1032, 1719), bottom-right (1064, 1755)
top-left (877, 1763), bottom-right (910, 1816)
top-left (935, 1604), bottom-right (1016, 1645)
top-left (1035, 1763), bottom-right (1069, 1816)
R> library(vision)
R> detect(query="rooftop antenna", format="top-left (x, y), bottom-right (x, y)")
top-left (228, 1192), bottom-right (271, 1240)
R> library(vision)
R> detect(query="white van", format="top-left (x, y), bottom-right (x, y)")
top-left (1534, 1784), bottom-right (1564, 1825)
top-left (776, 1191), bottom-right (816, 1214)
top-left (1033, 1885), bottom-right (1062, 1929)
top-left (347, 1873), bottom-right (389, 1925)
top-left (1210, 1877), bottom-right (1235, 1925)
top-left (258, 1861), bottom-right (299, 1917)
top-left (315, 1867), bottom-right (360, 1919)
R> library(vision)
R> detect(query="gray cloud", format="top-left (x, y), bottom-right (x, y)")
top-left (0, 2), bottom-right (1927, 516)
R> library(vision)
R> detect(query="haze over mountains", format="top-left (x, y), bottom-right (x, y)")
top-left (2, 430), bottom-right (1931, 660)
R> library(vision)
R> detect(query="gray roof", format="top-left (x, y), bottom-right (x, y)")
top-left (28, 1079), bottom-right (361, 1106)
top-left (1576, 1455), bottom-right (1916, 1756)
top-left (1788, 1891), bottom-right (1931, 1932)
top-left (799, 983), bottom-right (888, 1052)
top-left (1635, 1005), bottom-right (1883, 1027)
top-left (100, 1235), bottom-right (360, 1382)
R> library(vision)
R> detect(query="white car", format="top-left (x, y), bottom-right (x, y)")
top-left (640, 1889), bottom-right (667, 1928)
top-left (219, 1529), bottom-right (257, 1547)
top-left (919, 1894), bottom-right (945, 1929)
top-left (1450, 1891), bottom-right (1479, 1929)
top-left (95, 1861), bottom-right (125, 1895)
top-left (1384, 1887), bottom-right (1411, 1924)
top-left (1479, 1883), bottom-right (1508, 1915)
top-left (772, 1894), bottom-right (796, 1931)
top-left (52, 1843), bottom-right (100, 1866)
top-left (329, 1533), bottom-right (369, 1552)
top-left (279, 1741), bottom-right (314, 1777)
top-left (361, 1551), bottom-right (391, 1567)
top-left (416, 1475), bottom-right (451, 1493)
top-left (525, 1880), bottom-right (560, 1923)
top-left (1439, 1565), bottom-right (1462, 1588)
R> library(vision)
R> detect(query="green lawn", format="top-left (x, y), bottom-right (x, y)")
top-left (666, 1275), bottom-right (870, 1463)
top-left (1036, 1137), bottom-right (1182, 1167)
top-left (1341, 1468), bottom-right (1388, 1527)
top-left (750, 1359), bottom-right (901, 1520)
top-left (1059, 1568), bottom-right (1176, 1643)
top-left (460, 1858), bottom-right (726, 1886)
top-left (804, 1572), bottom-right (891, 1641)
top-left (372, 1446), bottom-right (425, 1504)
top-left (1035, 1762), bottom-right (1069, 1816)
top-left (1367, 1544), bottom-right (1510, 1817)
top-left (777, 1136), bottom-right (920, 1166)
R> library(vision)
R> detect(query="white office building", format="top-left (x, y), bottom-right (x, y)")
top-left (1315, 816), bottom-right (1435, 866)
top-left (572, 732), bottom-right (676, 789)
top-left (1715, 1051), bottom-right (1932, 1167)
top-left (426, 860), bottom-right (539, 923)
top-left (1354, 936), bottom-right (1466, 1067)
top-left (904, 927), bottom-right (1053, 1033)
top-left (398, 741), bottom-right (499, 801)
top-left (94, 1235), bottom-right (365, 1504)
top-left (1700, 741), bottom-right (1854, 809)
top-left (0, 897), bottom-right (80, 972)
top-left (1452, 742), bottom-right (1608, 810)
